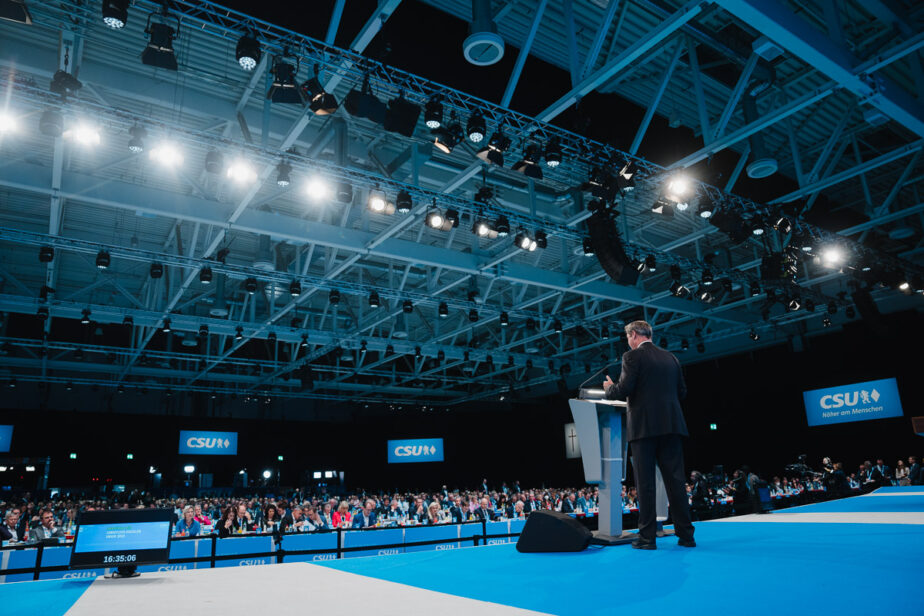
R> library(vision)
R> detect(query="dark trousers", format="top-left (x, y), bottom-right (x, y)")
top-left (630, 434), bottom-right (695, 542)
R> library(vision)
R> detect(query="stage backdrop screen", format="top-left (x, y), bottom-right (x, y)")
top-left (387, 438), bottom-right (444, 464)
top-left (178, 430), bottom-right (238, 455)
top-left (0, 425), bottom-right (12, 452)
top-left (803, 378), bottom-right (903, 427)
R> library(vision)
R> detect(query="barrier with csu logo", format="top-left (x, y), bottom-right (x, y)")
top-left (0, 519), bottom-right (527, 582)
top-left (803, 378), bottom-right (903, 427)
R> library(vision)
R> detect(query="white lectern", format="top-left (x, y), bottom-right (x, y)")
top-left (568, 397), bottom-right (635, 545)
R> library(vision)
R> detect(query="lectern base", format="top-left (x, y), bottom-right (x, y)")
top-left (590, 531), bottom-right (636, 546)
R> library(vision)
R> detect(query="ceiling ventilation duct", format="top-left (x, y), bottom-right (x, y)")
top-left (464, 0), bottom-right (504, 66)
top-left (743, 94), bottom-right (777, 179)
top-left (209, 274), bottom-right (229, 317)
top-left (253, 234), bottom-right (275, 271)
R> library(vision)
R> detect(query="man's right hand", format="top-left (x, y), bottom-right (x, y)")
top-left (603, 375), bottom-right (614, 390)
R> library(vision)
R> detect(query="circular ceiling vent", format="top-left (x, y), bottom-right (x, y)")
top-left (746, 157), bottom-right (778, 179)
top-left (463, 31), bottom-right (504, 66)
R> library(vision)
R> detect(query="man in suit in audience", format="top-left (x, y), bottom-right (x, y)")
top-left (352, 499), bottom-right (377, 528)
top-left (0, 509), bottom-right (21, 542)
top-left (908, 456), bottom-right (922, 486)
top-left (449, 497), bottom-right (466, 523)
top-left (29, 509), bottom-right (65, 542)
top-left (472, 497), bottom-right (494, 522)
top-left (560, 493), bottom-right (576, 513)
top-left (871, 459), bottom-right (891, 486)
top-left (604, 320), bottom-right (695, 550)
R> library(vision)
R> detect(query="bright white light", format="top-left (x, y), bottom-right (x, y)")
top-left (149, 142), bottom-right (184, 168)
top-left (667, 175), bottom-right (690, 198)
top-left (0, 466), bottom-right (6, 472)
top-left (752, 227), bottom-right (765, 236)
top-left (149, 466), bottom-right (156, 474)
top-left (238, 56), bottom-right (257, 71)
top-left (428, 213), bottom-right (444, 229)
top-left (324, 471), bottom-right (334, 479)
top-left (103, 16), bottom-right (125, 29)
top-left (25, 465), bottom-right (35, 472)
top-left (312, 471), bottom-right (322, 479)
top-left (476, 222), bottom-right (490, 236)
top-left (305, 176), bottom-right (330, 201)
top-left (65, 123), bottom-right (101, 146)
top-left (369, 193), bottom-right (386, 212)
top-left (675, 201), bottom-right (689, 212)
top-left (0, 112), bottom-right (17, 133)
top-left (899, 281), bottom-right (910, 291)
top-left (821, 247), bottom-right (843, 267)
top-left (262, 470), bottom-right (272, 479)
top-left (183, 464), bottom-right (195, 473)
top-left (528, 239), bottom-right (538, 252)
top-left (699, 209), bottom-right (712, 219)
top-left (227, 158), bottom-right (258, 184)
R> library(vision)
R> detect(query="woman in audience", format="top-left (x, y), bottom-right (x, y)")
top-left (896, 459), bottom-right (910, 485)
top-left (193, 503), bottom-right (210, 525)
top-left (175, 505), bottom-right (200, 537)
top-left (262, 504), bottom-right (280, 533)
top-left (217, 505), bottom-right (237, 538)
top-left (332, 501), bottom-right (352, 528)
top-left (426, 502), bottom-right (442, 525)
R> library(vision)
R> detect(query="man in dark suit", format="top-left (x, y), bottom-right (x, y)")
top-left (352, 499), bottom-right (377, 528)
top-left (909, 456), bottom-right (922, 486)
top-left (29, 509), bottom-right (65, 542)
top-left (472, 497), bottom-right (495, 522)
top-left (604, 320), bottom-right (695, 550)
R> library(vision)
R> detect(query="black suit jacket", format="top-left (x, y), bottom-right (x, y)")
top-left (560, 499), bottom-right (575, 513)
top-left (604, 342), bottom-right (688, 442)
top-left (0, 524), bottom-right (14, 541)
top-left (909, 463), bottom-right (923, 485)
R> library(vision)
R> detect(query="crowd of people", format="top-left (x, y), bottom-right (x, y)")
top-left (2, 455), bottom-right (920, 544)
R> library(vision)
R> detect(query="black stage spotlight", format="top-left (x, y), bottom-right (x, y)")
top-left (302, 66), bottom-right (338, 115)
top-left (384, 93), bottom-right (421, 137)
top-left (289, 279), bottom-right (301, 297)
top-left (544, 138), bottom-right (562, 168)
top-left (845, 305), bottom-right (856, 319)
top-left (472, 215), bottom-right (492, 238)
top-left (149, 262), bottom-right (164, 279)
top-left (96, 250), bottom-right (110, 269)
top-left (512, 144), bottom-right (543, 179)
top-left (468, 308), bottom-right (479, 322)
top-left (275, 161), bottom-right (292, 187)
top-left (161, 318), bottom-right (171, 333)
top-left (433, 113), bottom-right (462, 153)
top-left (426, 207), bottom-right (444, 229)
top-left (681, 339), bottom-right (689, 351)
top-left (267, 54), bottom-right (304, 104)
top-left (300, 333), bottom-right (308, 347)
top-left (122, 315), bottom-right (133, 328)
top-left (39, 109), bottom-right (64, 137)
top-left (697, 196), bottom-right (715, 219)
top-left (424, 95), bottom-right (443, 129)
top-left (0, 0), bottom-right (32, 24)
top-left (402, 299), bottom-right (414, 313)
top-left (198, 324), bottom-right (209, 337)
top-left (476, 129), bottom-right (511, 166)
top-left (500, 312), bottom-right (509, 326)
top-left (749, 280), bottom-right (761, 296)
top-left (102, 0), bottom-right (129, 29)
top-left (827, 301), bottom-right (837, 314)
top-left (534, 230), bottom-right (548, 249)
top-left (141, 11), bottom-right (180, 71)
top-left (267, 332), bottom-right (277, 343)
top-left (601, 326), bottom-right (609, 339)
top-left (343, 74), bottom-right (386, 123)
top-left (651, 198), bottom-right (674, 217)
top-left (822, 314), bottom-right (832, 327)
top-left (235, 31), bottom-right (261, 71)
top-left (235, 326), bottom-right (243, 341)
top-left (583, 238), bottom-right (594, 257)
top-left (494, 215), bottom-right (510, 237)
top-left (438, 302), bottom-right (449, 318)
top-left (127, 125), bottom-right (146, 153)
top-left (38, 245), bottom-right (54, 263)
top-left (644, 255), bottom-right (657, 273)
top-left (80, 308), bottom-right (91, 325)
top-left (669, 280), bottom-right (688, 297)
top-left (199, 266), bottom-right (212, 284)
top-left (466, 112), bottom-right (486, 143)
top-left (329, 289), bottom-right (340, 305)
top-left (788, 296), bottom-right (801, 311)
top-left (749, 329), bottom-right (760, 341)
top-left (773, 215), bottom-right (792, 235)
top-left (444, 208), bottom-right (460, 228)
top-left (37, 306), bottom-right (48, 320)
top-left (244, 277), bottom-right (258, 294)
top-left (368, 291), bottom-right (380, 308)
top-left (553, 319), bottom-right (562, 333)
top-left (396, 190), bottom-right (412, 214)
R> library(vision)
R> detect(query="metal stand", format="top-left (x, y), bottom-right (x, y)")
top-left (107, 566), bottom-right (140, 579)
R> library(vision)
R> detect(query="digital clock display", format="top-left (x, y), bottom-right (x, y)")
top-left (69, 509), bottom-right (173, 570)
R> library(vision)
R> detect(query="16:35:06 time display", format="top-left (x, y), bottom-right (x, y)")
top-left (102, 554), bottom-right (137, 563)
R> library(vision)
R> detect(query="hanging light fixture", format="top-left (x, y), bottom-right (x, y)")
top-left (424, 95), bottom-right (443, 129)
top-left (466, 112), bottom-right (486, 143)
top-left (235, 31), bottom-right (261, 71)
top-left (267, 51), bottom-right (304, 104)
top-left (141, 7), bottom-right (180, 71)
top-left (301, 64), bottom-right (338, 115)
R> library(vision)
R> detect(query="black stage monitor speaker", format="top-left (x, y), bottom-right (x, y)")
top-left (587, 211), bottom-right (639, 286)
top-left (515, 511), bottom-right (591, 553)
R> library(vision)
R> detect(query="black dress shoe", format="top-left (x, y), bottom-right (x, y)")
top-left (677, 538), bottom-right (696, 548)
top-left (631, 538), bottom-right (656, 550)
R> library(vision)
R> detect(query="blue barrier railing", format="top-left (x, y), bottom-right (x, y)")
top-left (0, 519), bottom-right (527, 583)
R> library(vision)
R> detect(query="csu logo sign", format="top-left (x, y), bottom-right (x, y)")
top-left (803, 378), bottom-right (903, 427)
top-left (178, 430), bottom-right (238, 455)
top-left (387, 438), bottom-right (444, 464)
